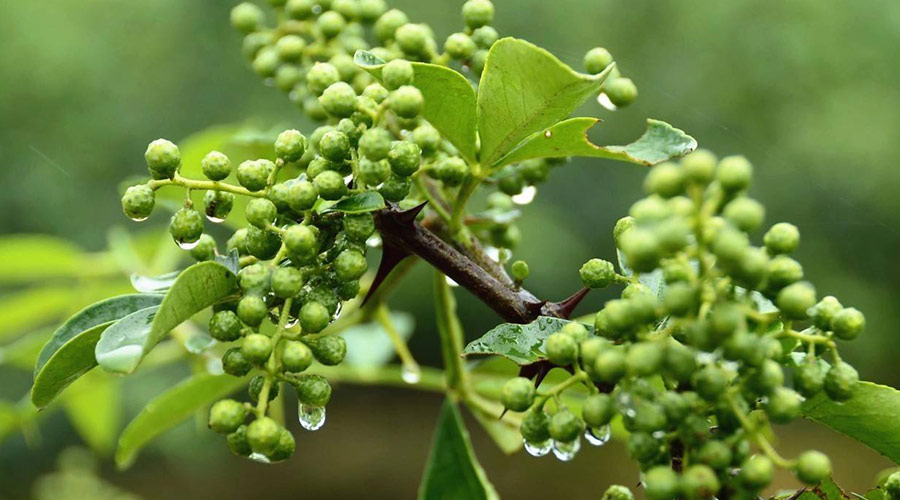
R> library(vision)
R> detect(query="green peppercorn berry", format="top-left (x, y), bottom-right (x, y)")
top-left (145, 139), bottom-right (181, 179)
top-left (626, 431), bottom-right (662, 464)
top-left (763, 222), bottom-right (800, 255)
top-left (681, 148), bottom-right (717, 185)
top-left (226, 425), bottom-right (252, 456)
top-left (626, 341), bottom-right (664, 377)
top-left (282, 340), bottom-right (314, 373)
top-left (122, 184), bottom-right (155, 221)
top-left (390, 85), bottom-right (424, 119)
top-left (605, 77), bottom-right (637, 107)
top-left (265, 427), bottom-right (296, 462)
top-left (693, 365), bottom-right (728, 401)
top-left (445, 32), bottom-right (476, 60)
top-left (236, 160), bottom-right (269, 192)
top-left (209, 399), bottom-right (246, 434)
top-left (338, 216), bottom-right (373, 245)
top-left (643, 161), bottom-right (684, 198)
top-left (319, 82), bottom-right (357, 118)
top-left (716, 155), bottom-right (753, 192)
top-left (824, 361), bottom-right (858, 401)
top-left (766, 387), bottom-right (801, 423)
top-left (247, 226), bottom-right (282, 260)
top-left (662, 282), bottom-right (697, 317)
top-left (579, 258), bottom-right (616, 289)
top-left (462, 0), bottom-right (494, 29)
top-left (307, 62), bottom-right (341, 95)
top-left (500, 377), bottom-right (535, 412)
top-left (209, 310), bottom-right (242, 342)
top-left (832, 307), bottom-right (865, 340)
top-left (593, 347), bottom-right (626, 383)
top-left (395, 23), bottom-right (432, 56)
top-left (197, 151), bottom-right (232, 182)
top-left (357, 0), bottom-right (386, 22)
top-left (317, 10), bottom-right (346, 39)
top-left (252, 47), bottom-right (279, 78)
top-left (665, 341), bottom-right (697, 383)
top-left (748, 359), bottom-right (784, 395)
top-left (304, 95), bottom-right (329, 121)
top-left (379, 174), bottom-right (411, 202)
top-left (245, 198), bottom-right (277, 229)
top-left (790, 450), bottom-right (830, 485)
top-left (356, 128), bottom-right (391, 162)
top-left (885, 472), bottom-right (900, 500)
top-left (494, 172), bottom-right (523, 197)
top-left (270, 267), bottom-right (302, 299)
top-left (734, 246), bottom-right (768, 287)
top-left (241, 333), bottom-right (272, 364)
top-left (582, 394), bottom-right (615, 428)
top-left (548, 410), bottom-right (583, 442)
top-left (471, 25), bottom-right (498, 49)
top-left (236, 295), bottom-right (268, 328)
top-left (227, 228), bottom-right (249, 255)
top-left (230, 3), bottom-right (264, 33)
top-left (738, 455), bottom-right (773, 491)
top-left (619, 228), bottom-right (661, 273)
top-left (222, 347), bottom-right (252, 377)
top-left (239, 262), bottom-right (271, 293)
top-left (352, 158), bottom-right (386, 186)
top-left (169, 208), bottom-right (203, 248)
top-left (319, 129), bottom-right (351, 162)
top-left (644, 467), bottom-right (679, 500)
top-left (284, 181), bottom-right (316, 213)
top-left (412, 124), bottom-right (441, 154)
top-left (309, 335), bottom-right (347, 366)
top-left (334, 249), bottom-right (368, 282)
top-left (276, 64), bottom-right (302, 92)
top-left (295, 374), bottom-right (332, 406)
top-left (373, 9), bottom-right (408, 42)
top-left (273, 129), bottom-right (307, 162)
top-left (696, 440), bottom-right (732, 470)
top-left (281, 225), bottom-right (316, 258)
top-left (584, 47), bottom-right (614, 75)
top-left (246, 417), bottom-right (281, 455)
top-left (248, 377), bottom-right (280, 402)
top-left (242, 31), bottom-right (273, 60)
top-left (508, 260), bottom-right (529, 283)
top-left (767, 255), bottom-right (803, 290)
top-left (433, 157), bottom-right (468, 186)
top-left (382, 59), bottom-right (414, 90)
top-left (808, 296), bottom-right (841, 331)
top-left (629, 195), bottom-right (672, 223)
top-left (777, 281), bottom-right (816, 320)
top-left (362, 82), bottom-right (390, 103)
top-left (681, 465), bottom-right (720, 500)
top-left (388, 141), bottom-right (421, 177)
top-left (723, 197), bottom-right (765, 232)
top-left (711, 226), bottom-right (749, 266)
top-left (299, 301), bottom-right (330, 333)
top-left (794, 361), bottom-right (825, 397)
top-left (544, 331), bottom-right (577, 366)
top-left (275, 35), bottom-right (305, 62)
top-left (312, 170), bottom-right (347, 201)
top-left (520, 410), bottom-right (550, 443)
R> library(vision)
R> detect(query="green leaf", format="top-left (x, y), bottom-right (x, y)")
top-left (462, 316), bottom-right (594, 365)
top-left (129, 271), bottom-right (180, 293)
top-left (802, 381), bottom-right (900, 464)
top-left (321, 191), bottom-right (386, 214)
top-left (0, 234), bottom-right (87, 283)
top-left (477, 38), bottom-right (615, 168)
top-left (115, 373), bottom-right (247, 469)
top-left (35, 294), bottom-right (164, 377)
top-left (340, 312), bottom-right (414, 367)
top-left (494, 118), bottom-right (697, 169)
top-left (31, 322), bottom-right (113, 408)
top-left (355, 50), bottom-right (477, 163)
top-left (418, 399), bottom-right (498, 500)
top-left (62, 369), bottom-right (122, 455)
top-left (95, 262), bottom-right (237, 374)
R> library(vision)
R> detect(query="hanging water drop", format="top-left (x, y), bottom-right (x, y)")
top-left (597, 93), bottom-right (617, 111)
top-left (205, 356), bottom-right (224, 375)
top-left (96, 344), bottom-right (143, 374)
top-left (544, 130), bottom-right (552, 138)
top-left (366, 234), bottom-right (382, 248)
top-left (298, 403), bottom-right (326, 431)
top-left (512, 186), bottom-right (536, 205)
top-left (177, 238), bottom-right (200, 250)
top-left (552, 438), bottom-right (581, 461)
top-left (584, 424), bottom-right (611, 446)
top-left (401, 364), bottom-right (421, 384)
top-left (249, 452), bottom-right (271, 464)
top-left (332, 302), bottom-right (343, 321)
top-left (206, 214), bottom-right (225, 223)
top-left (445, 275), bottom-right (459, 287)
top-left (128, 215), bottom-right (149, 222)
top-left (523, 439), bottom-right (552, 457)
top-left (285, 317), bottom-right (299, 328)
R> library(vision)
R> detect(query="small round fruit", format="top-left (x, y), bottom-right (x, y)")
top-left (282, 340), bottom-right (313, 373)
top-left (777, 282), bottom-right (817, 320)
top-left (681, 465), bottom-right (720, 500)
top-left (226, 425), bottom-right (252, 456)
top-left (584, 47), bottom-right (613, 74)
top-left (382, 59), bottom-right (414, 90)
top-left (284, 224), bottom-right (318, 255)
top-left (764, 222), bottom-right (800, 254)
top-left (334, 249), bottom-right (368, 281)
top-left (272, 267), bottom-right (304, 298)
top-left (548, 410), bottom-right (583, 442)
top-left (237, 295), bottom-right (268, 327)
top-left (579, 258), bottom-right (616, 288)
top-left (389, 85), bottom-right (424, 119)
top-left (246, 417), bottom-right (281, 455)
top-left (209, 399), bottom-right (246, 434)
top-left (605, 78), bottom-right (637, 107)
top-left (461, 0), bottom-right (494, 29)
top-left (169, 208), bottom-right (203, 247)
top-left (299, 301), bottom-right (330, 333)
top-left (275, 129), bottom-right (307, 161)
top-left (520, 410), bottom-right (551, 444)
top-left (201, 151), bottom-right (232, 180)
top-left (545, 332), bottom-right (578, 366)
top-left (230, 2), bottom-right (264, 33)
top-left (319, 82), bottom-right (357, 118)
top-left (236, 160), bottom-right (270, 192)
top-left (294, 374), bottom-right (332, 406)
top-left (582, 394), bottom-right (615, 427)
top-left (245, 198), bottom-right (278, 229)
top-left (209, 310), bottom-right (242, 342)
top-left (241, 333), bottom-right (273, 364)
top-left (222, 348), bottom-right (252, 377)
top-left (122, 184), bottom-right (155, 221)
top-left (644, 466), bottom-right (680, 500)
top-left (766, 387), bottom-right (801, 424)
top-left (795, 450), bottom-right (831, 485)
top-left (832, 307), bottom-right (865, 341)
top-left (739, 455), bottom-right (774, 491)
top-left (824, 361), bottom-right (858, 401)
top-left (309, 335), bottom-right (347, 366)
top-left (388, 140), bottom-right (421, 176)
top-left (313, 170), bottom-right (347, 200)
top-left (145, 139), bottom-right (181, 179)
top-left (500, 377), bottom-right (535, 412)
top-left (716, 155), bottom-right (753, 192)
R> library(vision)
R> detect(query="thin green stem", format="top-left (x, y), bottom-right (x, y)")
top-left (148, 173), bottom-right (266, 198)
top-left (449, 174), bottom-right (480, 236)
top-left (375, 305), bottom-right (420, 378)
top-left (726, 393), bottom-right (796, 468)
top-left (433, 269), bottom-right (469, 391)
top-left (256, 298), bottom-right (293, 418)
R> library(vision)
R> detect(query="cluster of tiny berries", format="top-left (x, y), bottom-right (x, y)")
top-left (500, 150), bottom-right (866, 497)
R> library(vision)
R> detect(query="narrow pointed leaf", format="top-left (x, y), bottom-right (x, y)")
top-left (418, 399), bottom-right (498, 500)
top-left (321, 191), bottom-right (385, 214)
top-left (355, 50), bottom-right (477, 163)
top-left (115, 373), bottom-right (247, 469)
top-left (31, 322), bottom-right (112, 408)
top-left (477, 38), bottom-right (614, 167)
top-left (494, 117), bottom-right (696, 169)
top-left (95, 262), bottom-right (237, 374)
top-left (463, 316), bottom-right (595, 365)
top-left (802, 381), bottom-right (900, 465)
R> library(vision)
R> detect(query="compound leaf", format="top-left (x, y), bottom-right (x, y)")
top-left (494, 117), bottom-right (696, 169)
top-left (477, 38), bottom-right (614, 168)
top-left (418, 399), bottom-right (498, 500)
top-left (355, 50), bottom-right (477, 163)
top-left (802, 381), bottom-right (900, 465)
top-left (115, 373), bottom-right (247, 469)
top-left (462, 316), bottom-right (594, 365)
top-left (95, 262), bottom-right (237, 374)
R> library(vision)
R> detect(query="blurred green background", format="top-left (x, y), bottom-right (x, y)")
top-left (2, 0), bottom-right (900, 498)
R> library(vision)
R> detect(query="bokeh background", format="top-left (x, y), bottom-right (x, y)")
top-left (2, 0), bottom-right (900, 498)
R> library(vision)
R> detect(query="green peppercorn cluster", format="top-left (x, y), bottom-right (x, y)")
top-left (500, 149), bottom-right (865, 497)
top-left (582, 46), bottom-right (638, 108)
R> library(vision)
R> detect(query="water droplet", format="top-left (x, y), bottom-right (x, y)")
top-left (584, 425), bottom-right (611, 446)
top-left (289, 89), bottom-right (300, 101)
top-left (205, 357), bottom-right (224, 375)
top-left (523, 439), bottom-right (552, 457)
top-left (652, 430), bottom-right (666, 439)
top-left (185, 333), bottom-right (215, 354)
top-left (332, 302), bottom-right (343, 321)
top-left (312, 4), bottom-right (323, 14)
top-left (597, 93), bottom-right (617, 111)
top-left (263, 77), bottom-right (275, 87)
top-left (401, 364), bottom-right (421, 384)
top-left (544, 130), bottom-right (552, 138)
top-left (343, 174), bottom-right (354, 185)
top-left (461, 64), bottom-right (471, 73)
top-left (96, 344), bottom-right (143, 374)
top-left (206, 214), bottom-right (225, 223)
top-left (298, 403), bottom-right (326, 431)
top-left (484, 246), bottom-right (501, 262)
top-left (176, 238), bottom-right (200, 250)
top-left (286, 317), bottom-right (299, 328)
top-left (366, 235), bottom-right (382, 248)
top-left (249, 452), bottom-right (271, 464)
top-left (445, 276), bottom-right (459, 287)
top-left (512, 186), bottom-right (536, 205)
top-left (128, 215), bottom-right (149, 222)
top-left (552, 438), bottom-right (581, 461)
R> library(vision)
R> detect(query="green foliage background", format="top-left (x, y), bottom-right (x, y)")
top-left (2, 0), bottom-right (900, 497)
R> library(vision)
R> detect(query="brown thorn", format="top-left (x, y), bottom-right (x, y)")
top-left (542, 287), bottom-right (591, 319)
top-left (360, 239), bottom-right (411, 307)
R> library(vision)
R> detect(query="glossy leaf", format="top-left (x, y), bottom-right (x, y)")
top-left (321, 191), bottom-right (386, 214)
top-left (802, 381), bottom-right (900, 464)
top-left (355, 50), bottom-right (477, 163)
top-left (115, 373), bottom-right (247, 469)
top-left (477, 38), bottom-right (614, 167)
top-left (95, 262), bottom-right (237, 374)
top-left (494, 118), bottom-right (696, 169)
top-left (62, 369), bottom-right (122, 455)
top-left (340, 312), bottom-right (414, 367)
top-left (418, 399), bottom-right (498, 500)
top-left (129, 271), bottom-right (180, 293)
top-left (462, 316), bottom-right (594, 365)
top-left (31, 322), bottom-right (112, 408)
